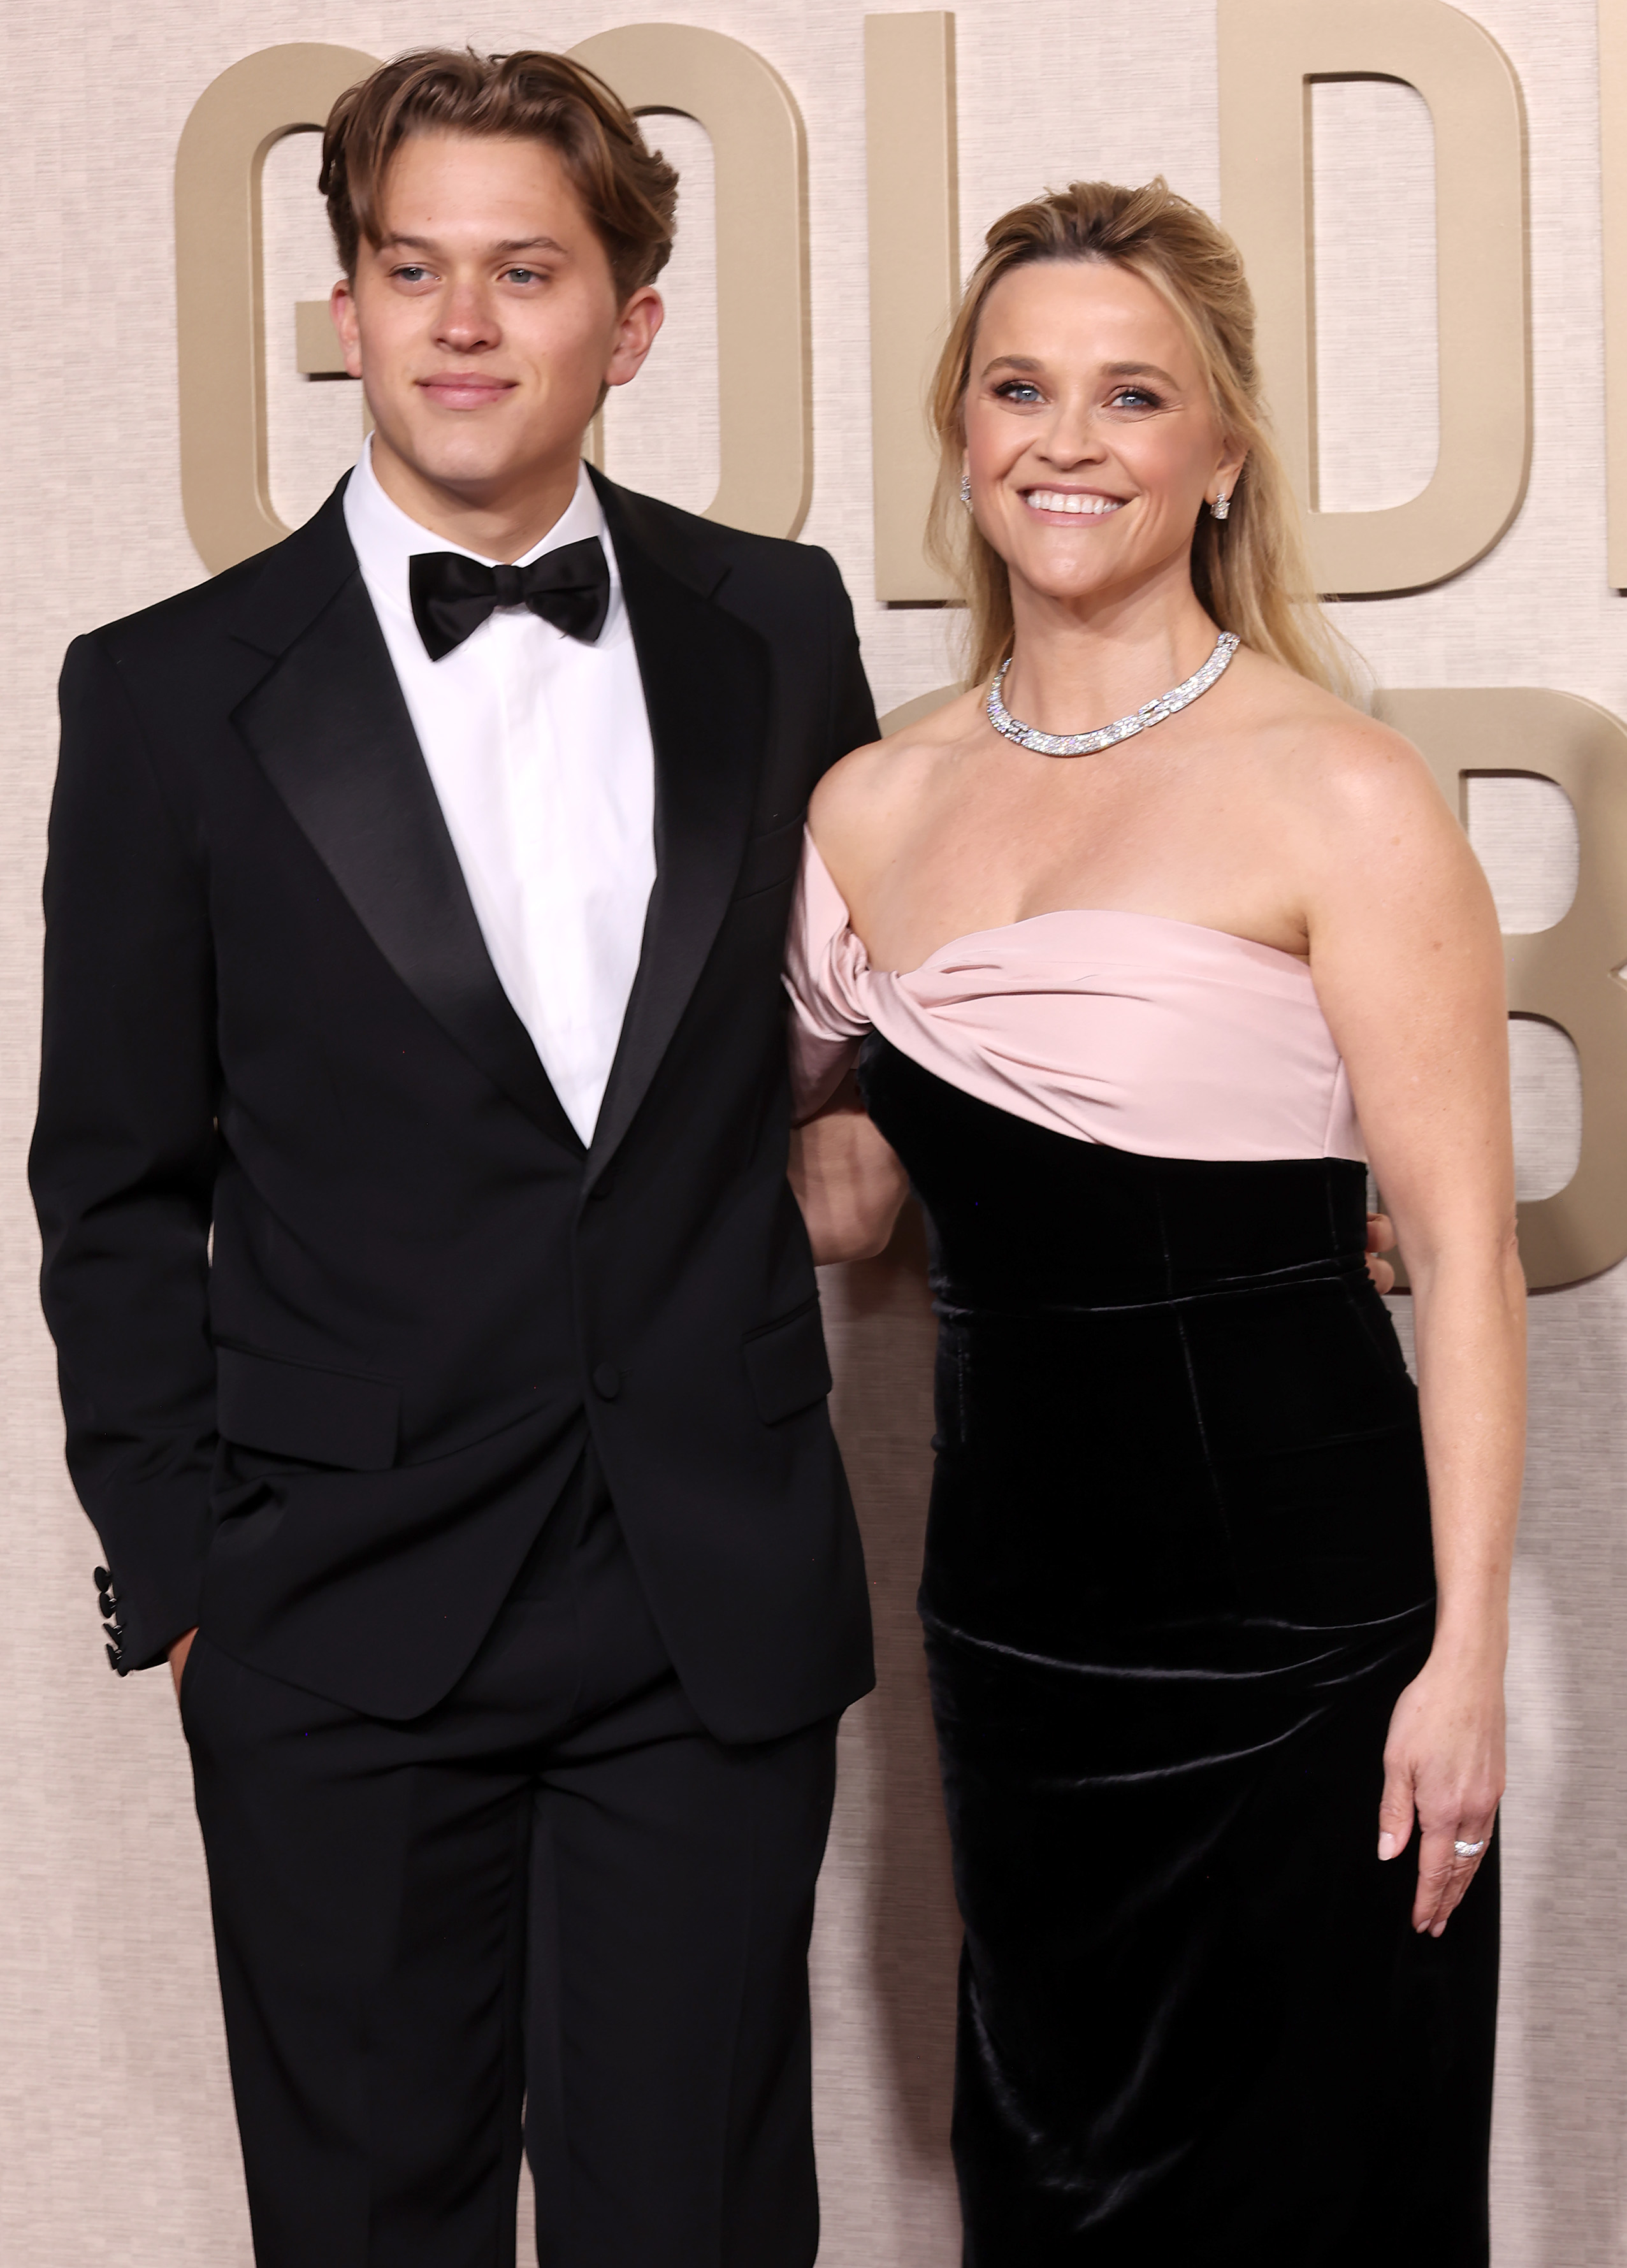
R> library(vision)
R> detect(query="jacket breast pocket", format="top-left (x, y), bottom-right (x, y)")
top-left (742, 1298), bottom-right (833, 1426)
top-left (216, 1344), bottom-right (401, 1471)
top-left (731, 817), bottom-right (805, 903)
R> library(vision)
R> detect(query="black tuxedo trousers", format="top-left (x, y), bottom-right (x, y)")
top-left (185, 1445), bottom-right (839, 2267)
top-left (32, 473), bottom-right (880, 2262)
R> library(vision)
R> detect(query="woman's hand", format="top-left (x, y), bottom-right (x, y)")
top-left (1364, 1210), bottom-right (1395, 1295)
top-left (1377, 1639), bottom-right (1506, 1935)
top-left (788, 1074), bottom-right (909, 1264)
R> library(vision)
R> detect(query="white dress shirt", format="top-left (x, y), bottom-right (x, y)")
top-left (344, 441), bottom-right (656, 1145)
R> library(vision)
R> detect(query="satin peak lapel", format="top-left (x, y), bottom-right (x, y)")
top-left (233, 572), bottom-right (582, 1152)
top-left (588, 530), bottom-right (767, 1174)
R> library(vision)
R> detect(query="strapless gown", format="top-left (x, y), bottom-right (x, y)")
top-left (786, 839), bottom-right (1498, 2265)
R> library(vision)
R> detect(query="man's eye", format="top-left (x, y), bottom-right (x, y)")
top-left (503, 266), bottom-right (544, 284)
top-left (392, 265), bottom-right (431, 284)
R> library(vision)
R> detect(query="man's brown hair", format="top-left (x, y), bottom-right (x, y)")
top-left (320, 48), bottom-right (679, 300)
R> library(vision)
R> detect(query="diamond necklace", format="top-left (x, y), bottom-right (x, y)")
top-left (986, 630), bottom-right (1240, 758)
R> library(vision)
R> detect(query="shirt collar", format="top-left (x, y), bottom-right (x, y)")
top-left (343, 436), bottom-right (616, 624)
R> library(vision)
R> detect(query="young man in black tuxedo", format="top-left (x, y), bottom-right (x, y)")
top-left (31, 49), bottom-right (877, 2266)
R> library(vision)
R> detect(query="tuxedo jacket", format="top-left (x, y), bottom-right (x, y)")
top-left (31, 472), bottom-right (879, 1739)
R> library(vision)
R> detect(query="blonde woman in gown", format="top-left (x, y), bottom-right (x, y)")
top-left (788, 182), bottom-right (1520, 2265)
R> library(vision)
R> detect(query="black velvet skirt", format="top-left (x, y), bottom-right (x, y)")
top-left (858, 1037), bottom-right (1499, 2267)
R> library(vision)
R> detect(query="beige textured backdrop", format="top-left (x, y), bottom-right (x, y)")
top-left (0, 2), bottom-right (1618, 2260)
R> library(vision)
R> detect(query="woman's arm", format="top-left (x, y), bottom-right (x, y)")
top-left (789, 1074), bottom-right (911, 1264)
top-left (1302, 719), bottom-right (1524, 1937)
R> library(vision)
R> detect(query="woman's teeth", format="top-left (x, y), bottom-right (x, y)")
top-left (1024, 489), bottom-right (1122, 516)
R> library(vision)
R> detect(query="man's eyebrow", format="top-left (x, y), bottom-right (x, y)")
top-left (375, 233), bottom-right (569, 257)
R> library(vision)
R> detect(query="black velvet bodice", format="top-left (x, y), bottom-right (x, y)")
top-left (859, 1036), bottom-right (1434, 1643)
top-left (865, 1030), bottom-right (1371, 1306)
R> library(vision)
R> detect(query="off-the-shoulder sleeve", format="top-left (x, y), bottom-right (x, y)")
top-left (783, 832), bottom-right (873, 1122)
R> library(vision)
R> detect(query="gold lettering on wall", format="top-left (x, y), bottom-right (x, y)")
top-left (864, 11), bottom-right (959, 602)
top-left (175, 43), bottom-right (380, 574)
top-left (570, 22), bottom-right (812, 539)
top-left (1217, 0), bottom-right (1529, 598)
top-left (1378, 689), bottom-right (1627, 1289)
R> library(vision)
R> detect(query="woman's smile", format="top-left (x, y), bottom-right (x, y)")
top-left (1022, 486), bottom-right (1125, 519)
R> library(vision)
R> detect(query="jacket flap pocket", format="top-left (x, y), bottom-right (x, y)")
top-left (742, 1300), bottom-right (832, 1426)
top-left (732, 817), bottom-right (804, 902)
top-left (217, 1345), bottom-right (400, 1471)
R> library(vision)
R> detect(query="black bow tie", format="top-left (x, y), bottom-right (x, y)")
top-left (408, 536), bottom-right (612, 661)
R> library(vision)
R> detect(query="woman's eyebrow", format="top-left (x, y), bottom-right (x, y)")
top-left (1101, 360), bottom-right (1180, 386)
top-left (978, 355), bottom-right (1183, 387)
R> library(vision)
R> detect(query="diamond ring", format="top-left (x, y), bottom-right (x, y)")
top-left (1454, 1839), bottom-right (1487, 1860)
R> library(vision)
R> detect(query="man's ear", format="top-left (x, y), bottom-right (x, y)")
top-left (604, 287), bottom-right (665, 393)
top-left (331, 277), bottom-right (363, 382)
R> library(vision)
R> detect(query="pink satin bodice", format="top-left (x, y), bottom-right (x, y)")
top-left (785, 834), bottom-right (1364, 1164)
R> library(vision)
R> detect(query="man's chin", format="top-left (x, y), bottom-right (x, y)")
top-left (373, 421), bottom-right (563, 504)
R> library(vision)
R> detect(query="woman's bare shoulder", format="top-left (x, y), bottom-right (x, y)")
top-left (810, 685), bottom-right (983, 878)
top-left (1226, 653), bottom-right (1486, 941)
top-left (1236, 651), bottom-right (1450, 833)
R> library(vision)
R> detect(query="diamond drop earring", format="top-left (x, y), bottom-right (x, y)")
top-left (1210, 489), bottom-right (1231, 521)
top-left (960, 470), bottom-right (973, 509)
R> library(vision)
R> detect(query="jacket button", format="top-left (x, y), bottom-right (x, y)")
top-left (592, 1363), bottom-right (621, 1400)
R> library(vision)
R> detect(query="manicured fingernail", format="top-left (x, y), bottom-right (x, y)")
top-left (1377, 1833), bottom-right (1397, 1861)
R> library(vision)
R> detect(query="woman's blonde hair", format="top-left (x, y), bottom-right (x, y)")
top-left (927, 176), bottom-right (1357, 699)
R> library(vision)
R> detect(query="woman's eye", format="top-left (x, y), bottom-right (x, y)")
top-left (1110, 386), bottom-right (1160, 410)
top-left (994, 380), bottom-right (1045, 404)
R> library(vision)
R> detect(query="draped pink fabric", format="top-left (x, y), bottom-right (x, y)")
top-left (785, 832), bottom-right (1364, 1163)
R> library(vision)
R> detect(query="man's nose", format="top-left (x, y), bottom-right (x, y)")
top-left (437, 283), bottom-right (500, 351)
